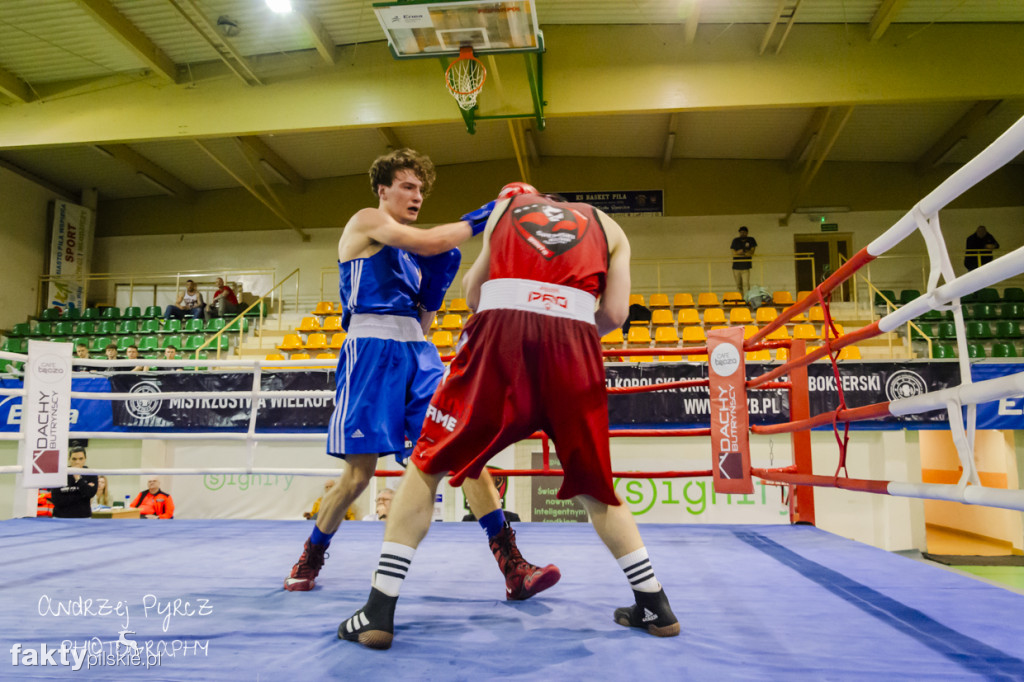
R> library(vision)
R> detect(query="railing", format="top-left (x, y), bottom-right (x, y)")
top-left (851, 269), bottom-right (933, 359)
top-left (37, 269), bottom-right (276, 314)
top-left (193, 268), bottom-right (301, 360)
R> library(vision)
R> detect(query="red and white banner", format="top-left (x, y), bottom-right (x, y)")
top-left (707, 327), bottom-right (752, 494)
top-left (19, 340), bottom-right (72, 489)
top-left (47, 200), bottom-right (94, 312)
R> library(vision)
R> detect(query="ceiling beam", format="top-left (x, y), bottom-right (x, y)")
top-left (166, 0), bottom-right (261, 86)
top-left (376, 127), bottom-right (402, 150)
top-left (869, 0), bottom-right (910, 43)
top-left (524, 126), bottom-right (541, 167)
top-left (236, 136), bottom-right (306, 192)
top-left (95, 144), bottom-right (196, 202)
top-left (786, 107), bottom-right (828, 173)
top-left (682, 0), bottom-right (702, 45)
top-left (194, 140), bottom-right (309, 240)
top-left (785, 105), bottom-right (854, 221)
top-left (915, 100), bottom-right (1002, 173)
top-left (0, 64), bottom-right (33, 103)
top-left (72, 0), bottom-right (178, 83)
top-left (297, 8), bottom-right (337, 66)
top-left (508, 120), bottom-right (531, 184)
top-left (662, 113), bottom-right (678, 171)
top-left (760, 0), bottom-right (803, 55)
top-left (0, 158), bottom-right (76, 200)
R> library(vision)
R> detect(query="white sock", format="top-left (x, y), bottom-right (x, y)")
top-left (617, 547), bottom-right (661, 593)
top-left (372, 542), bottom-right (416, 597)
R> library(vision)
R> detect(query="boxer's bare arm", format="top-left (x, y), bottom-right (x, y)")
top-left (337, 208), bottom-right (473, 262)
top-left (595, 212), bottom-right (631, 337)
top-left (462, 200), bottom-right (508, 311)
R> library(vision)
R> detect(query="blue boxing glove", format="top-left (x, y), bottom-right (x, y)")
top-left (415, 248), bottom-right (462, 312)
top-left (460, 200), bottom-right (497, 236)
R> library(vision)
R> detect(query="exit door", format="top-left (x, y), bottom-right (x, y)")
top-left (794, 233), bottom-right (853, 300)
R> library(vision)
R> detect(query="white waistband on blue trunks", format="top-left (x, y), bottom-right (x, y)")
top-left (476, 278), bottom-right (597, 325)
top-left (346, 314), bottom-right (424, 342)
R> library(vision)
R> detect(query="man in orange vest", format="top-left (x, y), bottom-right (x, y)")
top-left (129, 478), bottom-right (175, 519)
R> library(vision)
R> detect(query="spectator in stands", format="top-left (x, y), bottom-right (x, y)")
top-left (207, 277), bottom-right (240, 320)
top-left (964, 225), bottom-right (999, 271)
top-left (129, 478), bottom-right (175, 519)
top-left (731, 226), bottom-right (758, 295)
top-left (362, 487), bottom-right (394, 521)
top-left (73, 343), bottom-right (93, 372)
top-left (162, 346), bottom-right (184, 371)
top-left (104, 344), bottom-right (118, 362)
top-left (93, 475), bottom-right (112, 509)
top-left (126, 345), bottom-right (148, 371)
top-left (165, 279), bottom-right (205, 320)
top-left (49, 445), bottom-right (98, 518)
top-left (304, 480), bottom-right (336, 521)
top-left (622, 302), bottom-right (651, 335)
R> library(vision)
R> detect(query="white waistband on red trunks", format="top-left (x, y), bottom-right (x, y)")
top-left (476, 278), bottom-right (597, 325)
top-left (346, 313), bottom-right (424, 342)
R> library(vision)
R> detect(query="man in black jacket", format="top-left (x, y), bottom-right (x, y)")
top-left (49, 445), bottom-right (97, 518)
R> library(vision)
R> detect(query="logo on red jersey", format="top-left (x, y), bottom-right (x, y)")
top-left (511, 202), bottom-right (588, 260)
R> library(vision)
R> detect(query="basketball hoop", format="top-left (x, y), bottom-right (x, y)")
top-left (445, 46), bottom-right (486, 111)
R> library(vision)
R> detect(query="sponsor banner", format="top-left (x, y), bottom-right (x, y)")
top-left (557, 190), bottom-right (664, 216)
top-left (19, 341), bottom-right (72, 488)
top-left (47, 201), bottom-right (94, 312)
top-left (0, 375), bottom-right (114, 434)
top-left (707, 327), bottom-right (752, 494)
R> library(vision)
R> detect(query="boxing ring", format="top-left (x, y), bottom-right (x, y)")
top-left (2, 114), bottom-right (1024, 678)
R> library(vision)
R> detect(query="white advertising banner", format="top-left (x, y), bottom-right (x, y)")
top-left (19, 340), bottom-right (72, 489)
top-left (47, 200), bottom-right (94, 312)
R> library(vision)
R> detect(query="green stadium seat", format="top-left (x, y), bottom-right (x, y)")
top-left (205, 318), bottom-right (227, 333)
top-left (62, 307), bottom-right (81, 321)
top-left (967, 343), bottom-right (986, 358)
top-left (75, 321), bottom-right (96, 335)
top-left (910, 323), bottom-right (933, 340)
top-left (182, 335), bottom-right (205, 352)
top-left (81, 308), bottom-right (101, 321)
top-left (100, 307), bottom-right (121, 320)
top-left (225, 318), bottom-right (249, 333)
top-left (161, 335), bottom-right (182, 349)
top-left (122, 306), bottom-right (142, 319)
top-left (40, 308), bottom-right (62, 322)
top-left (97, 320), bottom-right (118, 336)
top-left (976, 288), bottom-right (1000, 303)
top-left (164, 319), bottom-right (182, 334)
top-left (937, 322), bottom-right (957, 340)
top-left (138, 336), bottom-right (160, 353)
top-left (919, 309), bottom-right (943, 321)
top-left (119, 320), bottom-right (139, 336)
top-left (898, 289), bottom-right (920, 306)
top-left (31, 322), bottom-right (53, 337)
top-left (90, 336), bottom-right (112, 352)
top-left (994, 321), bottom-right (1021, 339)
top-left (183, 319), bottom-right (204, 334)
top-left (2, 338), bottom-right (26, 353)
top-left (966, 321), bottom-right (993, 339)
top-left (117, 337), bottom-right (136, 352)
top-left (73, 337), bottom-right (90, 349)
top-left (53, 321), bottom-right (75, 336)
top-left (143, 305), bottom-right (162, 319)
top-left (991, 343), bottom-right (1018, 358)
top-left (962, 291), bottom-right (980, 304)
top-left (932, 344), bottom-right (956, 359)
top-left (968, 304), bottom-right (996, 320)
top-left (999, 303), bottom-right (1024, 320)
top-left (51, 337), bottom-right (71, 344)
top-left (874, 290), bottom-right (897, 307)
top-left (1003, 288), bottom-right (1024, 302)
top-left (217, 336), bottom-right (230, 351)
top-left (9, 323), bottom-right (30, 337)
top-left (142, 319), bottom-right (162, 334)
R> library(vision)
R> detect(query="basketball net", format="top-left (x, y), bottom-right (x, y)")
top-left (445, 46), bottom-right (486, 111)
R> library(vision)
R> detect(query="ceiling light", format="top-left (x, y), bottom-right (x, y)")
top-left (265, 0), bottom-right (292, 13)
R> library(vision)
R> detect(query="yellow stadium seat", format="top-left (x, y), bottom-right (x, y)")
top-left (797, 291), bottom-right (814, 303)
top-left (697, 292), bottom-right (719, 307)
top-left (627, 327), bottom-right (652, 347)
top-left (277, 334), bottom-right (304, 351)
top-left (312, 301), bottom-right (333, 316)
top-left (296, 316), bottom-right (320, 333)
top-left (329, 332), bottom-right (346, 349)
top-left (755, 307), bottom-right (779, 324)
top-left (775, 348), bottom-right (789, 361)
top-left (322, 316), bottom-right (344, 332)
top-left (809, 306), bottom-right (825, 322)
top-left (601, 329), bottom-right (624, 347)
top-left (703, 308), bottom-right (726, 325)
top-left (290, 353), bottom-right (311, 360)
top-left (791, 309), bottom-right (808, 322)
top-left (651, 309), bottom-right (675, 327)
top-left (743, 325), bottom-right (758, 339)
top-left (793, 324), bottom-right (818, 340)
top-left (729, 308), bottom-right (753, 324)
top-left (448, 298), bottom-right (470, 314)
top-left (677, 308), bottom-right (700, 326)
top-left (660, 355), bottom-right (684, 362)
top-left (654, 327), bottom-right (679, 346)
top-left (820, 323), bottom-right (845, 339)
top-left (316, 352), bottom-right (337, 360)
top-left (628, 293), bottom-right (646, 307)
top-left (690, 354), bottom-right (708, 362)
top-left (838, 346), bottom-right (862, 360)
top-left (304, 333), bottom-right (328, 351)
top-left (672, 293), bottom-right (694, 308)
top-left (722, 291), bottom-right (744, 306)
top-left (768, 326), bottom-right (790, 340)
top-left (772, 291), bottom-right (795, 306)
top-left (432, 331), bottom-right (455, 352)
top-left (265, 353), bottom-right (285, 361)
top-left (629, 355), bottom-right (657, 363)
top-left (681, 326), bottom-right (706, 344)
top-left (441, 314), bottom-right (464, 331)
top-left (746, 349), bottom-right (771, 362)
top-left (649, 293), bottom-right (670, 309)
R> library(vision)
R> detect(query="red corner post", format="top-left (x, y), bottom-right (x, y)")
top-left (788, 339), bottom-right (815, 525)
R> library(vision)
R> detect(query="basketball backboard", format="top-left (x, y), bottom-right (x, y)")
top-left (374, 0), bottom-right (544, 59)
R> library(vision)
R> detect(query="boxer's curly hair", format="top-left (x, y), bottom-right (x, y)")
top-left (369, 148), bottom-right (436, 197)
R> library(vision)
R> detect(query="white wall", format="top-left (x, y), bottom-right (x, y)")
top-left (0, 167), bottom-right (64, 329)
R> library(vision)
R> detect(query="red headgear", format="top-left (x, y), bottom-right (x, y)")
top-left (498, 182), bottom-right (539, 200)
